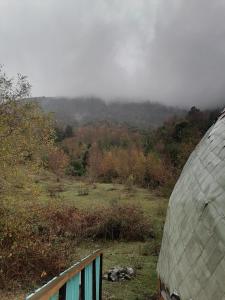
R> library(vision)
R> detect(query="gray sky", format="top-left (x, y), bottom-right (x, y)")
top-left (0, 0), bottom-right (225, 107)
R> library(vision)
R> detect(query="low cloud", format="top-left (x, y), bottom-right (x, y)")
top-left (0, 0), bottom-right (224, 107)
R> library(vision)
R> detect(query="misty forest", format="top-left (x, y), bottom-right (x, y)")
top-left (0, 1), bottom-right (225, 300)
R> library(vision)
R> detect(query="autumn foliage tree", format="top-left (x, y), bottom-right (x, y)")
top-left (87, 143), bottom-right (103, 180)
top-left (0, 68), bottom-right (63, 288)
top-left (51, 104), bottom-right (219, 193)
top-left (0, 67), bottom-right (54, 201)
top-left (47, 148), bottom-right (69, 178)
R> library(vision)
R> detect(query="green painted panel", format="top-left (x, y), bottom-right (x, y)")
top-left (66, 273), bottom-right (80, 300)
top-left (85, 263), bottom-right (93, 300)
top-left (50, 292), bottom-right (59, 300)
top-left (95, 257), bottom-right (100, 300)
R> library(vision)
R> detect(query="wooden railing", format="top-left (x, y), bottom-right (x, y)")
top-left (26, 250), bottom-right (103, 300)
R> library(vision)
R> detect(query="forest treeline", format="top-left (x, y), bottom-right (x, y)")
top-left (33, 96), bottom-right (186, 128)
top-left (54, 106), bottom-right (219, 194)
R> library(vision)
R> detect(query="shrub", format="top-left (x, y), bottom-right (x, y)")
top-left (0, 237), bottom-right (68, 289)
top-left (0, 206), bottom-right (68, 289)
top-left (77, 185), bottom-right (89, 196)
top-left (92, 204), bottom-right (152, 241)
top-left (41, 203), bottom-right (153, 241)
top-left (66, 159), bottom-right (86, 177)
top-left (0, 202), bottom-right (153, 288)
top-left (47, 183), bottom-right (65, 197)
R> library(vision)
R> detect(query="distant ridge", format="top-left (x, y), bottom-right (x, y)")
top-left (31, 97), bottom-right (186, 128)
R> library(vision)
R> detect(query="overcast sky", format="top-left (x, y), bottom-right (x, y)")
top-left (0, 0), bottom-right (225, 107)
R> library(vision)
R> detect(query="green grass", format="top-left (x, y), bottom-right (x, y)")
top-left (34, 174), bottom-right (168, 299)
top-left (63, 241), bottom-right (158, 300)
top-left (102, 242), bottom-right (158, 300)
top-left (39, 176), bottom-right (167, 217)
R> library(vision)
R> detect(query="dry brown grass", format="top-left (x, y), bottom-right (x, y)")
top-left (0, 201), bottom-right (153, 289)
top-left (0, 291), bottom-right (25, 300)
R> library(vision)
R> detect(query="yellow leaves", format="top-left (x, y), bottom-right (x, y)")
top-left (100, 148), bottom-right (147, 183)
top-left (100, 151), bottom-right (116, 177)
top-left (0, 100), bottom-right (55, 200)
top-left (41, 271), bottom-right (47, 278)
top-left (87, 144), bottom-right (169, 188)
top-left (47, 147), bottom-right (69, 176)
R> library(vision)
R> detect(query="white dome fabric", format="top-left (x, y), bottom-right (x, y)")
top-left (157, 112), bottom-right (225, 300)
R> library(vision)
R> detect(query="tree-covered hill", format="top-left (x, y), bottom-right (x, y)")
top-left (32, 97), bottom-right (186, 128)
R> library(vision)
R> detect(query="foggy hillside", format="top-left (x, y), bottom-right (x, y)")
top-left (33, 97), bottom-right (186, 128)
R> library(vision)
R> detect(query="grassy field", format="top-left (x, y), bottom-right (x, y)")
top-left (39, 176), bottom-right (167, 225)
top-left (3, 174), bottom-right (168, 300)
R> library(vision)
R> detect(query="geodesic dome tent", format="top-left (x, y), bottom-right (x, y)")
top-left (157, 109), bottom-right (225, 300)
